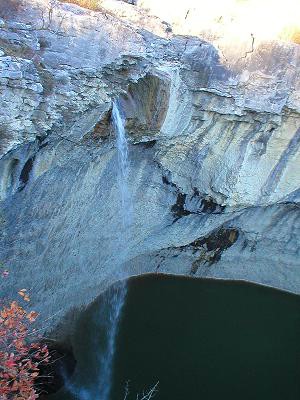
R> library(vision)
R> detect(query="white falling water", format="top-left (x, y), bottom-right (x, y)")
top-left (64, 101), bottom-right (131, 400)
top-left (97, 284), bottom-right (127, 400)
top-left (112, 100), bottom-right (132, 229)
top-left (97, 101), bottom-right (132, 400)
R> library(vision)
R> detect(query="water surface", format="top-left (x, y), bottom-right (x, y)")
top-left (53, 275), bottom-right (300, 400)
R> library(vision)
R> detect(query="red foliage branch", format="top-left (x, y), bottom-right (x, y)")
top-left (0, 297), bottom-right (50, 399)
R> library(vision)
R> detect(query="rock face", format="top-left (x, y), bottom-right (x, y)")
top-left (0, 0), bottom-right (299, 336)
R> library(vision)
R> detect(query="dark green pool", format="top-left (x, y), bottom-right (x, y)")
top-left (53, 275), bottom-right (300, 400)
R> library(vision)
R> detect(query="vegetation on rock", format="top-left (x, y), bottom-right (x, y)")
top-left (0, 284), bottom-right (50, 399)
top-left (61, 0), bottom-right (102, 10)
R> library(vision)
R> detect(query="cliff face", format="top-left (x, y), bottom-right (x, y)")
top-left (0, 0), bottom-right (299, 335)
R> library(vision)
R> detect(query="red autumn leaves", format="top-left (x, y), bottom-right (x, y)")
top-left (0, 297), bottom-right (50, 399)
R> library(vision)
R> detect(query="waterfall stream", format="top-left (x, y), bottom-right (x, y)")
top-left (62, 101), bottom-right (131, 400)
top-left (113, 101), bottom-right (132, 230)
top-left (97, 284), bottom-right (127, 400)
top-left (96, 101), bottom-right (131, 400)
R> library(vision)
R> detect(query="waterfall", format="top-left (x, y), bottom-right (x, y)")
top-left (97, 284), bottom-right (127, 400)
top-left (97, 101), bottom-right (131, 400)
top-left (62, 101), bottom-right (131, 400)
top-left (112, 100), bottom-right (132, 230)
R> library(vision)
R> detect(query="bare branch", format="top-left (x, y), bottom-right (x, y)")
top-left (137, 382), bottom-right (159, 400)
top-left (124, 381), bottom-right (159, 400)
top-left (239, 33), bottom-right (255, 61)
top-left (35, 0), bottom-right (66, 33)
top-left (123, 380), bottom-right (130, 400)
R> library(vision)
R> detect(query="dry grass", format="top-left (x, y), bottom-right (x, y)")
top-left (60, 0), bottom-right (102, 11)
top-left (280, 25), bottom-right (300, 45)
top-left (291, 30), bottom-right (300, 45)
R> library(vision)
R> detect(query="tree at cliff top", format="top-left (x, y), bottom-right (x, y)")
top-left (0, 289), bottom-right (50, 399)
